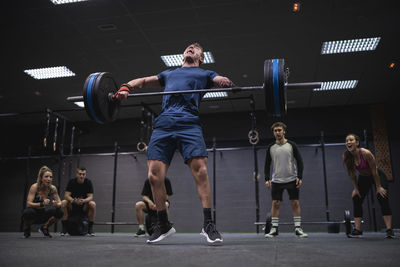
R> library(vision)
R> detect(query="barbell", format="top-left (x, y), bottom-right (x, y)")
top-left (66, 59), bottom-right (322, 124)
top-left (255, 210), bottom-right (358, 236)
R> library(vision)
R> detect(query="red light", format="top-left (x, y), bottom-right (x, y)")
top-left (389, 63), bottom-right (395, 68)
top-left (293, 2), bottom-right (300, 12)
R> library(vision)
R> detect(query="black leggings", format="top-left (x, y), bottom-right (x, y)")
top-left (22, 207), bottom-right (64, 224)
top-left (352, 174), bottom-right (392, 217)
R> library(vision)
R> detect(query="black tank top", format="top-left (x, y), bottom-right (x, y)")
top-left (33, 186), bottom-right (53, 203)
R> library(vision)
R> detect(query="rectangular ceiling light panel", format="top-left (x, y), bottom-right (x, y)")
top-left (161, 52), bottom-right (215, 67)
top-left (313, 80), bottom-right (358, 91)
top-left (24, 66), bottom-right (76, 80)
top-left (321, 37), bottom-right (381, 54)
top-left (203, 91), bottom-right (228, 99)
top-left (74, 101), bottom-right (85, 108)
top-left (314, 80), bottom-right (358, 91)
top-left (51, 0), bottom-right (88, 4)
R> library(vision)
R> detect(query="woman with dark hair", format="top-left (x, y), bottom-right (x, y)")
top-left (343, 134), bottom-right (394, 238)
top-left (22, 166), bottom-right (63, 238)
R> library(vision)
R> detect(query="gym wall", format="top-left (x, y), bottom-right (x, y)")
top-left (0, 104), bottom-right (398, 233)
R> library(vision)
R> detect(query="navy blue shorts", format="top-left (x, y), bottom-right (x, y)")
top-left (147, 124), bottom-right (208, 164)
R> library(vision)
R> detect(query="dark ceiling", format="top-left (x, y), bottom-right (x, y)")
top-left (1, 0), bottom-right (399, 125)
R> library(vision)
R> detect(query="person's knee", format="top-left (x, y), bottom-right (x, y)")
top-left (272, 200), bottom-right (280, 209)
top-left (377, 195), bottom-right (392, 216)
top-left (352, 194), bottom-right (362, 203)
top-left (55, 208), bottom-right (64, 219)
top-left (88, 201), bottom-right (96, 210)
top-left (22, 208), bottom-right (36, 221)
top-left (61, 200), bottom-right (68, 208)
top-left (290, 200), bottom-right (299, 208)
top-left (191, 160), bottom-right (208, 179)
top-left (148, 172), bottom-right (164, 187)
top-left (136, 201), bottom-right (146, 211)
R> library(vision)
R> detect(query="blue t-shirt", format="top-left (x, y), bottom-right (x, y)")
top-left (155, 67), bottom-right (218, 128)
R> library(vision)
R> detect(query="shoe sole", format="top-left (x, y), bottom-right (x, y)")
top-left (296, 235), bottom-right (308, 238)
top-left (147, 227), bottom-right (176, 244)
top-left (264, 234), bottom-right (278, 238)
top-left (200, 229), bottom-right (223, 245)
top-left (134, 234), bottom-right (146, 237)
top-left (347, 235), bottom-right (362, 238)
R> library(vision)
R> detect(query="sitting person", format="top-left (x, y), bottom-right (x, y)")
top-left (22, 166), bottom-right (63, 238)
top-left (61, 167), bottom-right (96, 236)
top-left (135, 177), bottom-right (173, 237)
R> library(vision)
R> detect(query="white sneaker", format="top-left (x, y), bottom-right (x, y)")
top-left (265, 227), bottom-right (279, 238)
top-left (295, 227), bottom-right (308, 238)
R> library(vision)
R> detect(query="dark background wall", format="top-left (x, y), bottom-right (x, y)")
top-left (0, 104), bottom-right (398, 233)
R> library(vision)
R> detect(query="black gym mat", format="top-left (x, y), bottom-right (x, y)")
top-left (0, 232), bottom-right (398, 267)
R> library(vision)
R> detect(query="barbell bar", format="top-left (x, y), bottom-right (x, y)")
top-left (66, 83), bottom-right (321, 102)
top-left (66, 59), bottom-right (322, 124)
top-left (255, 210), bottom-right (359, 236)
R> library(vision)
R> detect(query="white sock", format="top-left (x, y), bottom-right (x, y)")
top-left (139, 224), bottom-right (145, 230)
top-left (271, 217), bottom-right (279, 228)
top-left (294, 216), bottom-right (301, 228)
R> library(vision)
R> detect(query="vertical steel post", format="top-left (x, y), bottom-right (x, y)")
top-left (20, 146), bottom-right (32, 232)
top-left (320, 131), bottom-right (330, 221)
top-left (111, 141), bottom-right (119, 233)
top-left (250, 97), bottom-right (260, 233)
top-left (212, 137), bottom-right (217, 225)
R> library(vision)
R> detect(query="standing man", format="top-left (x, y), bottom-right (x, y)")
top-left (115, 43), bottom-right (232, 244)
top-left (264, 122), bottom-right (308, 238)
top-left (61, 167), bottom-right (96, 236)
top-left (134, 177), bottom-right (173, 237)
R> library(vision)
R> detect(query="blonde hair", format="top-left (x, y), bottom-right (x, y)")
top-left (36, 166), bottom-right (54, 192)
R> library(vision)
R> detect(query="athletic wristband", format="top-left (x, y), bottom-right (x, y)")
top-left (113, 84), bottom-right (132, 98)
top-left (121, 83), bottom-right (133, 91)
top-left (40, 201), bottom-right (44, 207)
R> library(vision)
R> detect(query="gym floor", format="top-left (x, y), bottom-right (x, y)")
top-left (0, 232), bottom-right (398, 267)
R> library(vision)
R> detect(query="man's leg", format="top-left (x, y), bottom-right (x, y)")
top-left (271, 200), bottom-right (280, 217)
top-left (86, 201), bottom-right (96, 236)
top-left (135, 201), bottom-right (147, 237)
top-left (60, 200), bottom-right (69, 235)
top-left (266, 182), bottom-right (283, 238)
top-left (146, 160), bottom-right (175, 243)
top-left (188, 157), bottom-right (222, 244)
top-left (265, 200), bottom-right (280, 237)
top-left (287, 180), bottom-right (307, 237)
top-left (290, 200), bottom-right (307, 237)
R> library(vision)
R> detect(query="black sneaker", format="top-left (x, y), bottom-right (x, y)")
top-left (201, 222), bottom-right (223, 244)
top-left (134, 228), bottom-right (146, 237)
top-left (348, 229), bottom-right (363, 238)
top-left (39, 226), bottom-right (52, 238)
top-left (87, 229), bottom-right (95, 237)
top-left (386, 229), bottom-right (395, 239)
top-left (295, 227), bottom-right (308, 238)
top-left (147, 222), bottom-right (176, 244)
top-left (61, 222), bottom-right (68, 236)
top-left (23, 227), bottom-right (31, 238)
